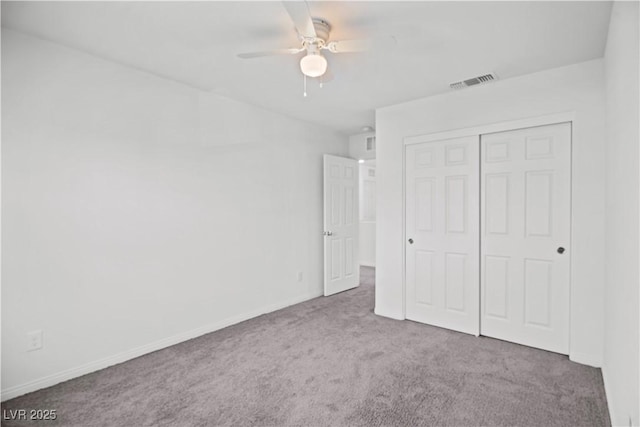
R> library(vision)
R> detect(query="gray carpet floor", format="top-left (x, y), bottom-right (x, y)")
top-left (2, 267), bottom-right (610, 426)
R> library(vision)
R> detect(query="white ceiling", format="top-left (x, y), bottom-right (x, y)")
top-left (1, 1), bottom-right (612, 135)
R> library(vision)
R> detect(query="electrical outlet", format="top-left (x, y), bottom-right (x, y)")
top-left (297, 271), bottom-right (303, 282)
top-left (27, 330), bottom-right (43, 352)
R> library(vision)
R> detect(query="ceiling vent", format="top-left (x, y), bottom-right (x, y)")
top-left (450, 73), bottom-right (498, 90)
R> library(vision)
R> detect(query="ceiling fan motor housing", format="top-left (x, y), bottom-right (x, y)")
top-left (311, 18), bottom-right (331, 43)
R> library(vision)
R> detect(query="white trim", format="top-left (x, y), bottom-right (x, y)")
top-left (570, 351), bottom-right (602, 368)
top-left (1, 290), bottom-right (322, 402)
top-left (401, 143), bottom-right (407, 319)
top-left (373, 307), bottom-right (404, 320)
top-left (602, 369), bottom-right (617, 427)
top-left (403, 112), bottom-right (576, 146)
top-left (568, 123), bottom-right (575, 364)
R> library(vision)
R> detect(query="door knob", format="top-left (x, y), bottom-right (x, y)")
top-left (557, 247), bottom-right (565, 254)
top-left (408, 238), bottom-right (414, 244)
top-left (324, 231), bottom-right (333, 236)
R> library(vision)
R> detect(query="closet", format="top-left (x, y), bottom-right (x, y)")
top-left (405, 122), bottom-right (571, 354)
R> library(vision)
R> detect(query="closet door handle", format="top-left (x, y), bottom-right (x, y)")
top-left (408, 238), bottom-right (414, 244)
top-left (557, 247), bottom-right (565, 254)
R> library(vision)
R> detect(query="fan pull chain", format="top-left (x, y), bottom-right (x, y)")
top-left (303, 74), bottom-right (307, 97)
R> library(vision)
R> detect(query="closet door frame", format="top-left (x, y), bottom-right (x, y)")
top-left (402, 112), bottom-right (575, 339)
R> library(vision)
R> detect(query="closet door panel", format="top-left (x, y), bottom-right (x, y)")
top-left (480, 122), bottom-right (571, 354)
top-left (405, 136), bottom-right (480, 335)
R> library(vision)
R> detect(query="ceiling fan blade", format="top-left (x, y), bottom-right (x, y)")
top-left (282, 1), bottom-right (316, 39)
top-left (326, 36), bottom-right (397, 53)
top-left (237, 48), bottom-right (304, 59)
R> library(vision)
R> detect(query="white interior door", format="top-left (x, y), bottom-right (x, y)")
top-left (323, 154), bottom-right (359, 296)
top-left (480, 122), bottom-right (571, 354)
top-left (405, 136), bottom-right (480, 335)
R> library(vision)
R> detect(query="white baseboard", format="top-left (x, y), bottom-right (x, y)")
top-left (601, 368), bottom-right (617, 427)
top-left (1, 290), bottom-right (323, 402)
top-left (569, 351), bottom-right (603, 368)
top-left (374, 307), bottom-right (404, 320)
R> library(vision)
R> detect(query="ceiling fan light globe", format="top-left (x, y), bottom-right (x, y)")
top-left (300, 54), bottom-right (327, 77)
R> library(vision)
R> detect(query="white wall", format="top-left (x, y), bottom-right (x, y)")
top-left (603, 2), bottom-right (640, 425)
top-left (1, 29), bottom-right (348, 399)
top-left (376, 59), bottom-right (606, 366)
top-left (358, 163), bottom-right (376, 267)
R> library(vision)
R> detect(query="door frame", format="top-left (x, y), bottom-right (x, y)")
top-left (402, 111), bottom-right (575, 337)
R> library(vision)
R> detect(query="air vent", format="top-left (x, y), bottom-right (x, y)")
top-left (450, 73), bottom-right (498, 90)
top-left (366, 136), bottom-right (376, 151)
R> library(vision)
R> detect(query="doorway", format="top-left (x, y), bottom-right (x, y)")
top-left (359, 159), bottom-right (376, 269)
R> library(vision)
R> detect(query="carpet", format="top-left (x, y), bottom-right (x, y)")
top-left (1, 267), bottom-right (610, 426)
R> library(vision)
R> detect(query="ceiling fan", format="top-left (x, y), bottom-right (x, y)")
top-left (237, 1), bottom-right (383, 84)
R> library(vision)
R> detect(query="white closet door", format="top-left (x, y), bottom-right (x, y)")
top-left (405, 136), bottom-right (480, 335)
top-left (481, 122), bottom-right (571, 354)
